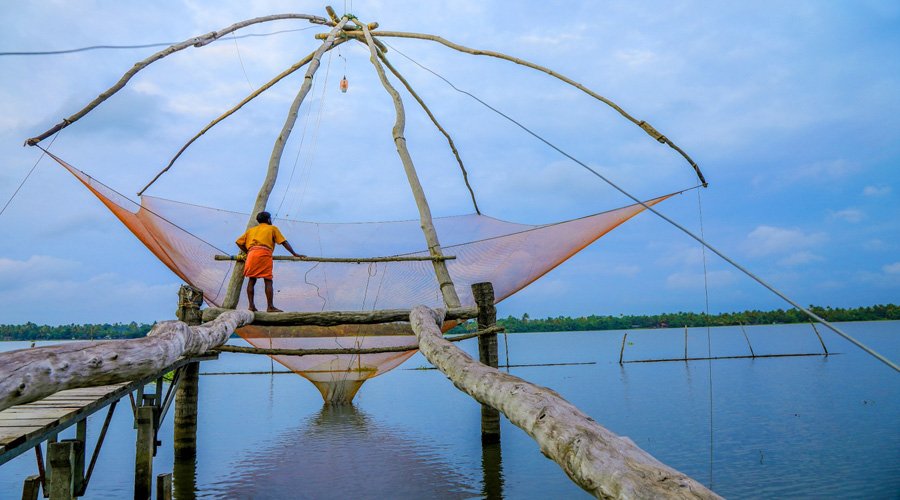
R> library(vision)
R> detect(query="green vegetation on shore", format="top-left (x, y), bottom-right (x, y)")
top-left (453, 304), bottom-right (900, 334)
top-left (1, 304), bottom-right (897, 341)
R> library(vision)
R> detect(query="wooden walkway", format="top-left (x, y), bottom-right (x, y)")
top-left (0, 354), bottom-right (213, 467)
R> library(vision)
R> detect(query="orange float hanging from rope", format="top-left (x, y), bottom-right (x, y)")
top-left (340, 76), bottom-right (348, 93)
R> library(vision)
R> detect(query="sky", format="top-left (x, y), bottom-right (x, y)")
top-left (1, 1), bottom-right (898, 325)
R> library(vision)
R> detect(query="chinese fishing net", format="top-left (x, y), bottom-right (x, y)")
top-left (48, 151), bottom-right (673, 402)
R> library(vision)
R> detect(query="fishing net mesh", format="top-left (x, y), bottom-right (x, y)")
top-left (50, 153), bottom-right (671, 401)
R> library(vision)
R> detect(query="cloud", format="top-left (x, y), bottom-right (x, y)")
top-left (756, 159), bottom-right (860, 188)
top-left (778, 251), bottom-right (824, 266)
top-left (829, 208), bottom-right (865, 223)
top-left (862, 185), bottom-right (891, 197)
top-left (746, 225), bottom-right (826, 256)
top-left (0, 256), bottom-right (79, 290)
top-left (884, 262), bottom-right (900, 274)
top-left (863, 239), bottom-right (888, 251)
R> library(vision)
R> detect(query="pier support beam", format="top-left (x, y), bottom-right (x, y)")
top-left (473, 283), bottom-right (500, 444)
top-left (175, 285), bottom-right (201, 498)
top-left (135, 405), bottom-right (155, 499)
top-left (47, 441), bottom-right (75, 500)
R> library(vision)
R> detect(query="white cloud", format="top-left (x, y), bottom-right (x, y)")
top-left (779, 251), bottom-right (824, 266)
top-left (0, 256), bottom-right (79, 290)
top-left (884, 262), bottom-right (900, 274)
top-left (863, 239), bottom-right (888, 251)
top-left (829, 208), bottom-right (865, 223)
top-left (757, 159), bottom-right (860, 188)
top-left (745, 225), bottom-right (827, 257)
top-left (863, 185), bottom-right (891, 197)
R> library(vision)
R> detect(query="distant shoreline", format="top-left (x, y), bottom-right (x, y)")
top-left (2, 304), bottom-right (896, 341)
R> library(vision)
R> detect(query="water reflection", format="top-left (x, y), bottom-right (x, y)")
top-left (206, 405), bottom-right (480, 499)
top-left (481, 442), bottom-right (504, 499)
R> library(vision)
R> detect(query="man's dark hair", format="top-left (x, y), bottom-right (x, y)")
top-left (256, 211), bottom-right (272, 224)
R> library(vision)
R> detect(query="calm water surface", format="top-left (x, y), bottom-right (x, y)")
top-left (1, 321), bottom-right (898, 498)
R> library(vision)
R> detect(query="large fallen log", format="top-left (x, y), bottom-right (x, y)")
top-left (0, 310), bottom-right (253, 412)
top-left (409, 305), bottom-right (720, 499)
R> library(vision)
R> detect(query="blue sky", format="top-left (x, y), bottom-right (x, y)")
top-left (1, 1), bottom-right (898, 325)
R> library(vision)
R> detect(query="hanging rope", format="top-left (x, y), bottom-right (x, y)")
top-left (0, 131), bottom-right (61, 217)
top-left (697, 189), bottom-right (715, 489)
top-left (385, 41), bottom-right (900, 374)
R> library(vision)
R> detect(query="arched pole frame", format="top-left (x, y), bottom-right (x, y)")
top-left (24, 14), bottom-right (331, 146)
top-left (354, 18), bottom-right (462, 308)
top-left (221, 16), bottom-right (351, 309)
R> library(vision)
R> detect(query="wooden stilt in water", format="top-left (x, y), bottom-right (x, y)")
top-left (739, 323), bottom-right (756, 358)
top-left (47, 441), bottom-right (74, 500)
top-left (72, 421), bottom-right (86, 496)
top-left (175, 286), bottom-right (201, 498)
top-left (473, 283), bottom-right (500, 444)
top-left (684, 326), bottom-right (689, 361)
top-left (619, 332), bottom-right (628, 365)
top-left (156, 473), bottom-right (172, 500)
top-left (135, 405), bottom-right (155, 500)
top-left (21, 475), bottom-right (41, 500)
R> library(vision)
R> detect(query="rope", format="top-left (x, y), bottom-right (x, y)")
top-left (0, 27), bottom-right (321, 57)
top-left (0, 131), bottom-right (61, 217)
top-left (697, 189), bottom-right (714, 489)
top-left (386, 42), bottom-right (900, 374)
top-left (231, 32), bottom-right (255, 92)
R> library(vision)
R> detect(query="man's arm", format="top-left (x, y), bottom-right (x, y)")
top-left (236, 242), bottom-right (248, 254)
top-left (281, 240), bottom-right (305, 258)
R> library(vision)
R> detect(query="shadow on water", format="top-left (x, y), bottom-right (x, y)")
top-left (198, 404), bottom-right (488, 499)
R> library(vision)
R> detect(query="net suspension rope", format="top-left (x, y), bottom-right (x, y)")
top-left (383, 41), bottom-right (900, 374)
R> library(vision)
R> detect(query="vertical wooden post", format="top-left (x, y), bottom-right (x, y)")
top-left (739, 323), bottom-right (756, 358)
top-left (135, 405), bottom-right (155, 500)
top-left (47, 441), bottom-right (74, 500)
top-left (473, 282), bottom-right (500, 444)
top-left (176, 285), bottom-right (203, 325)
top-left (175, 287), bottom-right (201, 498)
top-left (155, 473), bottom-right (172, 500)
top-left (809, 322), bottom-right (829, 356)
top-left (684, 326), bottom-right (689, 361)
top-left (22, 475), bottom-right (41, 500)
top-left (618, 333), bottom-right (628, 365)
top-left (72, 421), bottom-right (86, 496)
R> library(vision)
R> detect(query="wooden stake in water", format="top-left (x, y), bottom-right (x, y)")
top-left (619, 333), bottom-right (628, 365)
top-left (738, 323), bottom-right (756, 358)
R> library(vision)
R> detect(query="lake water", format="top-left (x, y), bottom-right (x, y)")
top-left (1, 321), bottom-right (898, 498)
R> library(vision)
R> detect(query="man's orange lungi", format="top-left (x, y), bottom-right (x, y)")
top-left (243, 246), bottom-right (274, 279)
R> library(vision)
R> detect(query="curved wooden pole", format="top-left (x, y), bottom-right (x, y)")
top-left (0, 310), bottom-right (252, 412)
top-left (369, 43), bottom-right (481, 214)
top-left (138, 38), bottom-right (348, 196)
top-left (409, 306), bottom-right (719, 499)
top-left (24, 14), bottom-right (329, 146)
top-left (355, 20), bottom-right (461, 308)
top-left (221, 16), bottom-right (350, 309)
top-left (340, 30), bottom-right (706, 187)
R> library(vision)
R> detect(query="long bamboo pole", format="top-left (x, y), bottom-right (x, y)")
top-left (409, 306), bottom-right (719, 499)
top-left (25, 14), bottom-right (329, 146)
top-left (355, 20), bottom-right (461, 308)
top-left (328, 29), bottom-right (706, 186)
top-left (139, 38), bottom-right (348, 196)
top-left (221, 16), bottom-right (350, 309)
top-left (372, 45), bottom-right (481, 214)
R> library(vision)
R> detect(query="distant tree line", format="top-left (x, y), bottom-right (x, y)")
top-left (2, 304), bottom-right (897, 340)
top-left (453, 303), bottom-right (900, 334)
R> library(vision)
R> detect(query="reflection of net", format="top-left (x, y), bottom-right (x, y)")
top-left (51, 153), bottom-right (671, 399)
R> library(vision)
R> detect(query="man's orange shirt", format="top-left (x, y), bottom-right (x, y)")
top-left (236, 223), bottom-right (286, 250)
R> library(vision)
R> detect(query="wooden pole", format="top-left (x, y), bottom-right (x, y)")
top-left (0, 310), bottom-right (252, 412)
top-left (684, 326), bottom-right (689, 361)
top-left (618, 332), bottom-right (628, 365)
top-left (202, 305), bottom-right (476, 326)
top-left (25, 14), bottom-right (329, 146)
top-left (409, 305), bottom-right (720, 499)
top-left (809, 322), bottom-right (829, 356)
top-left (72, 421), bottom-right (86, 495)
top-left (373, 46), bottom-right (481, 214)
top-left (221, 16), bottom-right (350, 309)
top-left (473, 283), bottom-right (500, 444)
top-left (21, 475), bottom-right (41, 500)
top-left (47, 441), bottom-right (74, 500)
top-left (175, 285), bottom-right (203, 326)
top-left (354, 19), bottom-right (461, 309)
top-left (174, 288), bottom-right (201, 495)
top-left (330, 30), bottom-right (706, 186)
top-left (156, 473), bottom-right (172, 500)
top-left (135, 405), bottom-right (155, 500)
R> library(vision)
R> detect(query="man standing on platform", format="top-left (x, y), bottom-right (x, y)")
top-left (236, 211), bottom-right (303, 312)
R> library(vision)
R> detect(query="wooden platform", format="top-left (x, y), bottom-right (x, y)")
top-left (0, 354), bottom-right (214, 466)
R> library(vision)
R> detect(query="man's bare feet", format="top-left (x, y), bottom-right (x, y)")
top-left (267, 307), bottom-right (283, 313)
top-left (248, 306), bottom-right (258, 312)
